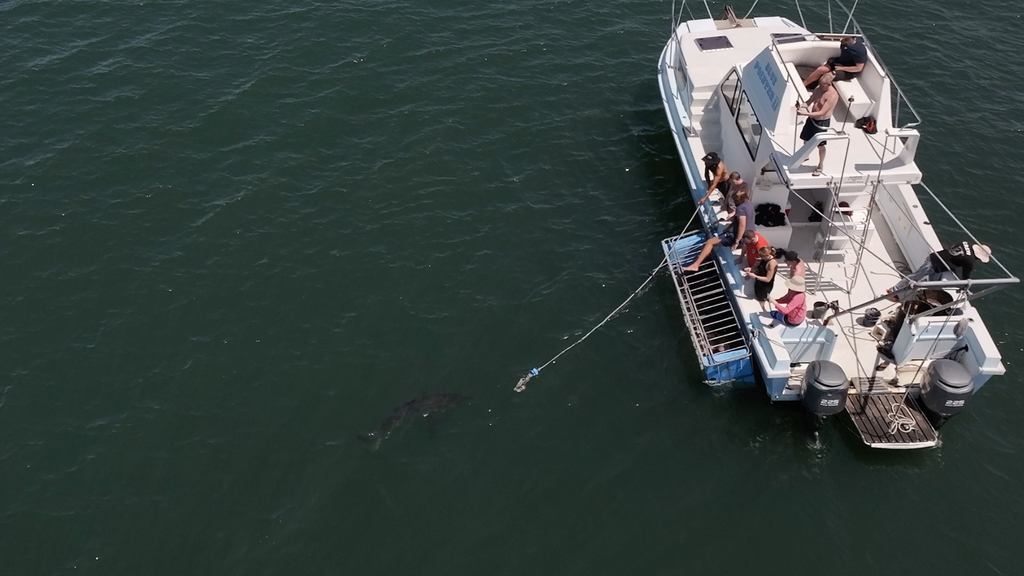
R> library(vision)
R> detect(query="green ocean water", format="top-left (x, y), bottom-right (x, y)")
top-left (1, 0), bottom-right (1022, 573)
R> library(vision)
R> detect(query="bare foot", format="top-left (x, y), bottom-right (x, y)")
top-left (681, 264), bottom-right (700, 272)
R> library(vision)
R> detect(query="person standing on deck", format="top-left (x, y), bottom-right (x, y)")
top-left (745, 245), bottom-right (778, 312)
top-left (804, 36), bottom-right (867, 88)
top-left (741, 230), bottom-right (769, 269)
top-left (888, 242), bottom-right (992, 299)
top-left (796, 74), bottom-right (838, 177)
top-left (785, 251), bottom-right (805, 279)
top-left (720, 175), bottom-right (748, 215)
top-left (699, 152), bottom-right (729, 205)
top-left (682, 188), bottom-right (755, 273)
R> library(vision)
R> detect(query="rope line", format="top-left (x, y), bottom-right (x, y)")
top-left (514, 210), bottom-right (701, 392)
top-left (887, 402), bottom-right (916, 434)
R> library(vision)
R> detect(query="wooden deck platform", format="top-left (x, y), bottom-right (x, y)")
top-left (845, 393), bottom-right (938, 449)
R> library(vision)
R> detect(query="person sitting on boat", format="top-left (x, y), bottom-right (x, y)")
top-left (803, 36), bottom-right (867, 88)
top-left (768, 276), bottom-right (807, 327)
top-left (887, 242), bottom-right (992, 300)
top-left (785, 251), bottom-right (805, 279)
top-left (744, 245), bottom-right (778, 311)
top-left (721, 176), bottom-right (748, 215)
top-left (796, 74), bottom-right (838, 177)
top-left (699, 152), bottom-right (729, 205)
top-left (741, 230), bottom-right (769, 268)
top-left (681, 188), bottom-right (755, 272)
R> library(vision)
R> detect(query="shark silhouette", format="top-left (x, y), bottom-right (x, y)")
top-left (359, 393), bottom-right (471, 449)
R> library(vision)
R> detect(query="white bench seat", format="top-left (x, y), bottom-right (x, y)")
top-left (751, 311), bottom-right (837, 363)
top-left (833, 77), bottom-right (873, 119)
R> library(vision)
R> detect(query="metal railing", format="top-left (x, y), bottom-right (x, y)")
top-left (830, 0), bottom-right (922, 128)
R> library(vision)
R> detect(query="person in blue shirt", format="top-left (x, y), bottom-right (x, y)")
top-left (804, 37), bottom-right (867, 88)
top-left (681, 188), bottom-right (755, 273)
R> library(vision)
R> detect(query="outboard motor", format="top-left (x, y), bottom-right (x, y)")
top-left (920, 359), bottom-right (974, 429)
top-left (800, 360), bottom-right (850, 431)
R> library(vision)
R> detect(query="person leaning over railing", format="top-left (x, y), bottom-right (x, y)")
top-left (699, 152), bottom-right (729, 205)
top-left (887, 242), bottom-right (992, 301)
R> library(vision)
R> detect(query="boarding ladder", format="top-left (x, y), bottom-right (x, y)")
top-left (662, 230), bottom-right (751, 384)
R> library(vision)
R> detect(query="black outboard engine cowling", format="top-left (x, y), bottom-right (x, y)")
top-left (920, 359), bottom-right (974, 429)
top-left (800, 360), bottom-right (849, 431)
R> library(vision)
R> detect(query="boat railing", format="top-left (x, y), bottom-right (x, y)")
top-left (767, 29), bottom-right (922, 130)
top-left (769, 152), bottom-right (1019, 307)
top-left (829, 0), bottom-right (922, 129)
top-left (916, 182), bottom-right (1018, 283)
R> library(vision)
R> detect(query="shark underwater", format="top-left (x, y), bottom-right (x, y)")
top-left (359, 393), bottom-right (471, 449)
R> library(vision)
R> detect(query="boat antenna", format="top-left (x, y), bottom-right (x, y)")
top-left (702, 0), bottom-right (714, 20)
top-left (793, 0), bottom-right (807, 29)
top-left (827, 1), bottom-right (833, 33)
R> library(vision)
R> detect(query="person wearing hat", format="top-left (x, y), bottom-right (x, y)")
top-left (888, 241), bottom-right (992, 299)
top-left (699, 152), bottom-right (729, 205)
top-left (768, 276), bottom-right (807, 327)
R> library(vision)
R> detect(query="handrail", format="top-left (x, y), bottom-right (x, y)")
top-left (912, 278), bottom-right (1019, 288)
top-left (768, 23), bottom-right (922, 130)
top-left (916, 182), bottom-right (1017, 281)
top-left (823, 278), bottom-right (1017, 327)
top-left (786, 129), bottom-right (849, 170)
top-left (831, 0), bottom-right (922, 128)
top-left (769, 149), bottom-right (1018, 298)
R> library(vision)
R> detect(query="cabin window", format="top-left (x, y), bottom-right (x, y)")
top-left (735, 90), bottom-right (762, 159)
top-left (695, 36), bottom-right (733, 52)
top-left (721, 70), bottom-right (740, 116)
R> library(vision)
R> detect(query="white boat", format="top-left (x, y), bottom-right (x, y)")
top-left (657, 2), bottom-right (1019, 448)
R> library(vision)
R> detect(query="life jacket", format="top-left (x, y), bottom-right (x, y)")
top-left (854, 116), bottom-right (877, 134)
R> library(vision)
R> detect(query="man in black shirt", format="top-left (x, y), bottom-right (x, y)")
top-left (701, 152), bottom-right (729, 202)
top-left (888, 242), bottom-right (992, 299)
top-left (804, 37), bottom-right (868, 88)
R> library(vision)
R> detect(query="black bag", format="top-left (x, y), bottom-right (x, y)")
top-left (755, 203), bottom-right (786, 227)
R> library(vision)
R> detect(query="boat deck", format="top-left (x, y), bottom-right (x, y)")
top-left (725, 207), bottom-right (907, 382)
top-left (845, 393), bottom-right (937, 449)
